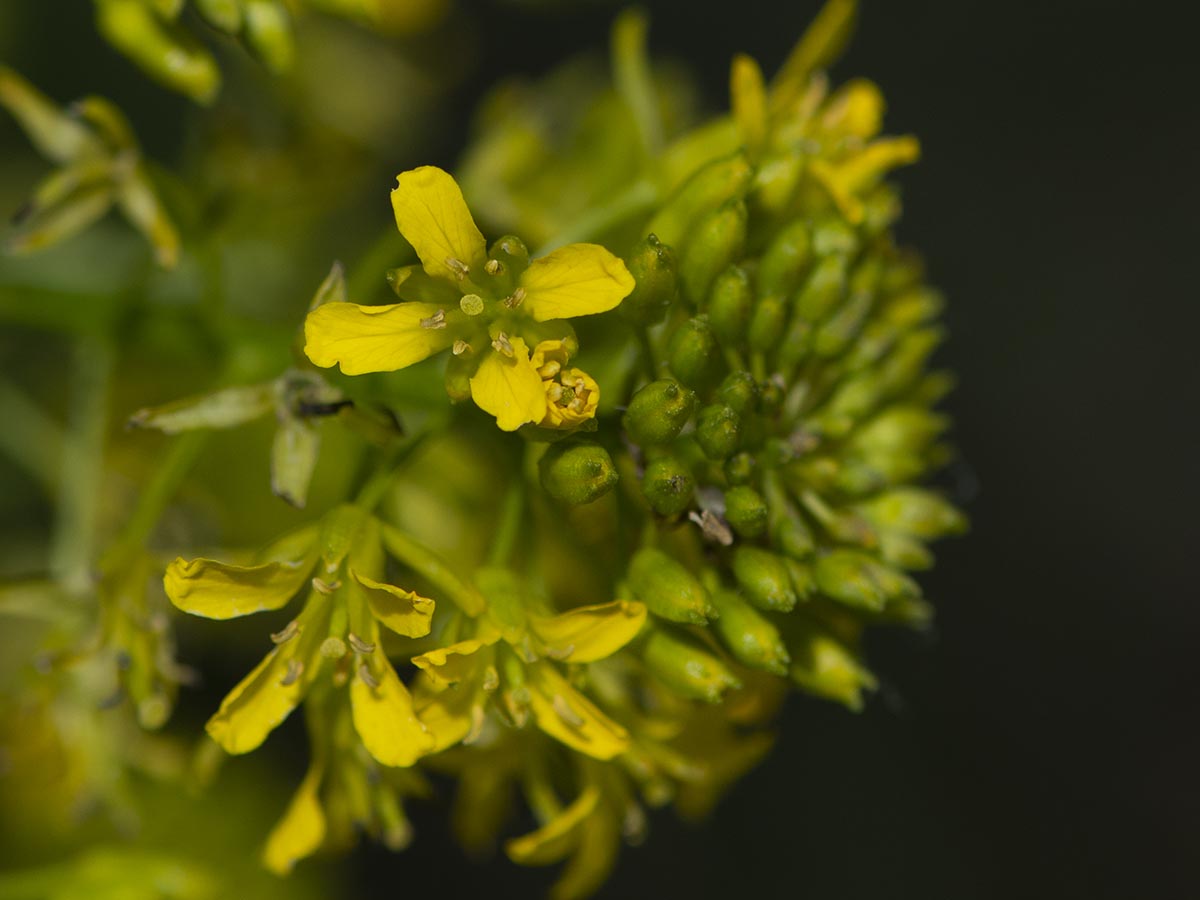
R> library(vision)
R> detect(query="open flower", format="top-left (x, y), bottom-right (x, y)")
top-left (304, 166), bottom-right (634, 431)
top-left (163, 506), bottom-right (437, 768)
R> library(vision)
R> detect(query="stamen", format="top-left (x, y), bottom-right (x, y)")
top-left (491, 332), bottom-right (514, 357)
top-left (312, 576), bottom-right (341, 595)
top-left (358, 663), bottom-right (380, 689)
top-left (280, 659), bottom-right (304, 686)
top-left (481, 665), bottom-right (500, 692)
top-left (347, 632), bottom-right (375, 655)
top-left (445, 257), bottom-right (469, 280)
top-left (552, 694), bottom-right (584, 728)
top-left (452, 339), bottom-right (471, 356)
top-left (543, 643), bottom-right (576, 661)
top-left (546, 383), bottom-right (564, 403)
top-left (420, 309), bottom-right (447, 329)
top-left (463, 704), bottom-right (486, 745)
top-left (537, 360), bottom-right (562, 379)
top-left (502, 287), bottom-right (526, 309)
top-left (484, 259), bottom-right (503, 275)
top-left (270, 620), bottom-right (301, 644)
top-left (459, 293), bottom-right (484, 316)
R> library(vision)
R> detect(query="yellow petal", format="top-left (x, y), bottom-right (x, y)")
top-left (505, 785), bottom-right (600, 866)
top-left (552, 807), bottom-right (621, 900)
top-left (529, 600), bottom-right (647, 663)
top-left (304, 301), bottom-right (457, 375)
top-left (206, 649), bottom-right (313, 754)
top-left (411, 638), bottom-right (494, 686)
top-left (350, 647), bottom-right (434, 767)
top-left (413, 682), bottom-right (480, 753)
top-left (469, 339), bottom-right (547, 431)
top-left (518, 244), bottom-right (635, 322)
top-left (164, 556), bottom-right (311, 619)
top-left (262, 761), bottom-right (326, 875)
top-left (526, 662), bottom-right (629, 760)
top-left (351, 569), bottom-right (435, 638)
top-left (390, 166), bottom-right (486, 282)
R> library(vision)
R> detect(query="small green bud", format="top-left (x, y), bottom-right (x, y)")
top-left (695, 404), bottom-right (740, 461)
top-left (723, 485), bottom-right (768, 538)
top-left (786, 617), bottom-right (876, 711)
top-left (746, 293), bottom-right (789, 355)
top-left (666, 316), bottom-right (723, 393)
top-left (794, 254), bottom-right (849, 323)
top-left (539, 441), bottom-right (618, 506)
top-left (622, 378), bottom-right (696, 446)
top-left (641, 626), bottom-right (741, 702)
top-left (732, 546), bottom-right (796, 612)
top-left (707, 264), bottom-right (754, 344)
top-left (95, 0), bottom-right (220, 104)
top-left (757, 219), bottom-right (812, 298)
top-left (648, 152), bottom-right (752, 248)
top-left (621, 234), bottom-right (677, 326)
top-left (812, 289), bottom-right (873, 359)
top-left (724, 451), bottom-right (756, 485)
top-left (444, 351), bottom-right (474, 403)
top-left (243, 1), bottom-right (295, 73)
top-left (855, 488), bottom-right (967, 540)
top-left (195, 0), bottom-right (242, 32)
top-left (715, 371), bottom-right (759, 416)
top-left (641, 455), bottom-right (695, 517)
top-left (710, 588), bottom-right (790, 675)
top-left (784, 558), bottom-right (816, 599)
top-left (814, 549), bottom-right (917, 612)
top-left (680, 199), bottom-right (748, 304)
top-left (772, 514), bottom-right (815, 559)
top-left (628, 547), bottom-right (714, 624)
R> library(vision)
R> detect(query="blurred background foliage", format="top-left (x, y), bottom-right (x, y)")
top-left (1, 1), bottom-right (1196, 899)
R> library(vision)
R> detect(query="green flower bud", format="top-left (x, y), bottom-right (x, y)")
top-left (706, 264), bottom-right (754, 344)
top-left (812, 259), bottom-right (880, 358)
top-left (732, 546), bottom-right (796, 612)
top-left (746, 293), bottom-right (789, 355)
top-left (814, 549), bottom-right (917, 612)
top-left (695, 404), bottom-right (740, 461)
top-left (539, 441), bottom-right (618, 506)
top-left (621, 234), bottom-right (677, 326)
top-left (666, 316), bottom-right (723, 394)
top-left (715, 371), bottom-right (759, 416)
top-left (622, 378), bottom-right (696, 446)
top-left (680, 199), bottom-right (748, 305)
top-left (95, 0), bottom-right (220, 104)
top-left (773, 514), bottom-right (815, 560)
top-left (648, 152), bottom-right (752, 248)
top-left (723, 485), bottom-right (768, 538)
top-left (641, 455), bottom-right (695, 517)
top-left (757, 219), bottom-right (812, 298)
top-left (485, 235), bottom-right (531, 292)
top-left (641, 626), bottom-right (741, 702)
top-left (724, 451), bottom-right (756, 486)
top-left (628, 547), bottom-right (714, 624)
top-left (195, 0), bottom-right (242, 33)
top-left (786, 616), bottom-right (876, 711)
top-left (784, 558), bottom-right (816, 600)
top-left (710, 588), bottom-right (790, 675)
top-left (855, 488), bottom-right (967, 539)
top-left (244, 1), bottom-right (294, 73)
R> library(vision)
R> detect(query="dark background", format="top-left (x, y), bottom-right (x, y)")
top-left (4, 1), bottom-right (1197, 897)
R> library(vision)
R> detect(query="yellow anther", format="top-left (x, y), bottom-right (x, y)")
top-left (445, 257), bottom-right (470, 280)
top-left (347, 632), bottom-right (375, 655)
top-left (312, 576), bottom-right (341, 595)
top-left (502, 287), bottom-right (526, 309)
top-left (420, 309), bottom-right (447, 329)
top-left (484, 259), bottom-right (503, 275)
top-left (270, 620), bottom-right (300, 644)
top-left (491, 332), bottom-right (514, 357)
top-left (452, 339), bottom-right (471, 356)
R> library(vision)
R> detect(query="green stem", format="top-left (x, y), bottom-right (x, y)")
top-left (633, 325), bottom-right (660, 381)
top-left (487, 478), bottom-right (526, 567)
top-left (534, 179), bottom-right (658, 256)
top-left (612, 9), bottom-right (664, 158)
top-left (0, 376), bottom-right (64, 494)
top-left (380, 524), bottom-right (485, 617)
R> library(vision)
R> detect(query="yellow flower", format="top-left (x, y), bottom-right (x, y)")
top-left (530, 340), bottom-right (601, 429)
top-left (163, 507), bottom-right (436, 767)
top-left (304, 166), bottom-right (633, 431)
top-left (409, 567), bottom-right (646, 761)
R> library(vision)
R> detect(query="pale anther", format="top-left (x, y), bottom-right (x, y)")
top-left (552, 694), bottom-right (585, 728)
top-left (358, 663), bottom-right (380, 689)
top-left (502, 287), bottom-right (526, 309)
top-left (491, 332), bottom-right (514, 357)
top-left (347, 632), bottom-right (375, 655)
top-left (280, 659), bottom-right (304, 686)
top-left (452, 339), bottom-right (470, 356)
top-left (689, 509), bottom-right (734, 546)
top-left (270, 620), bottom-right (300, 644)
top-left (445, 257), bottom-right (470, 279)
top-left (481, 665), bottom-right (500, 692)
top-left (420, 309), bottom-right (447, 329)
top-left (312, 576), bottom-right (341, 594)
top-left (484, 259), bottom-right (503, 275)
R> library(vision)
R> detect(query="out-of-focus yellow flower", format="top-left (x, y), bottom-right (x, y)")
top-left (304, 166), bottom-right (632, 431)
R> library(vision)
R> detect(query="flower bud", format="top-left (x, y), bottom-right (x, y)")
top-left (666, 316), bottom-right (723, 394)
top-left (855, 488), bottom-right (967, 540)
top-left (710, 588), bottom-right (789, 675)
top-left (679, 199), bottom-right (748, 305)
top-left (622, 378), bottom-right (695, 446)
top-left (757, 219), bottom-right (812, 298)
top-left (628, 547), bottom-right (714, 624)
top-left (648, 152), bottom-right (752, 248)
top-left (723, 451), bottom-right (755, 486)
top-left (539, 441), bottom-right (618, 506)
top-left (641, 455), bottom-right (695, 517)
top-left (244, 1), bottom-right (295, 73)
top-left (640, 626), bottom-right (741, 702)
top-left (715, 371), bottom-right (759, 416)
top-left (695, 404), bottom-right (740, 461)
top-left (620, 234), bottom-right (677, 326)
top-left (486, 235), bottom-right (531, 292)
top-left (723, 485), bottom-right (768, 538)
top-left (195, 0), bottom-right (242, 32)
top-left (95, 0), bottom-right (220, 104)
top-left (813, 549), bottom-right (917, 612)
top-left (786, 616), bottom-right (876, 711)
top-left (746, 293), bottom-right (788, 355)
top-left (731, 546), bottom-right (796, 612)
top-left (706, 264), bottom-right (754, 344)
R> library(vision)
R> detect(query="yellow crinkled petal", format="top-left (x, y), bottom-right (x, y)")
top-left (529, 600), bottom-right (647, 664)
top-left (351, 569), bottom-right (434, 638)
top-left (206, 649), bottom-right (314, 754)
top-left (411, 638), bottom-right (495, 686)
top-left (526, 662), bottom-right (630, 760)
top-left (390, 166), bottom-right (486, 282)
top-left (164, 556), bottom-right (312, 620)
top-left (263, 761), bottom-right (326, 876)
top-left (413, 681), bottom-right (480, 753)
top-left (350, 647), bottom-right (434, 767)
top-left (304, 301), bottom-right (457, 376)
top-left (518, 243), bottom-right (635, 322)
top-left (505, 785), bottom-right (600, 866)
top-left (469, 339), bottom-right (547, 431)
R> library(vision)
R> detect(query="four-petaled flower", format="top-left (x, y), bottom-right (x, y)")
top-left (304, 166), bottom-right (634, 431)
